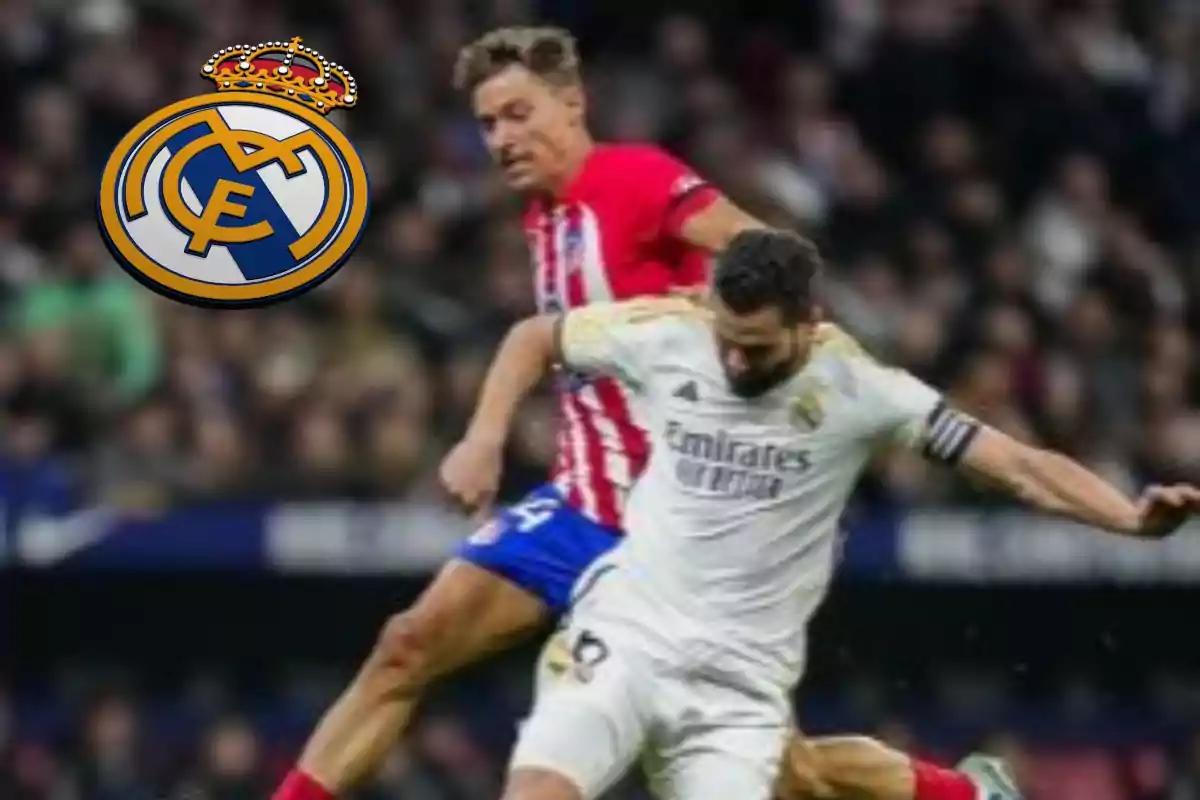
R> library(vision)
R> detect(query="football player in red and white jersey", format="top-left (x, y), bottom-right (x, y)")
top-left (272, 26), bottom-right (1013, 800)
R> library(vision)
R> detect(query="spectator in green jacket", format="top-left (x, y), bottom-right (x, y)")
top-left (16, 216), bottom-right (161, 411)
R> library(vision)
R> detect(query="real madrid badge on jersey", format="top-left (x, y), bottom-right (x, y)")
top-left (791, 380), bottom-right (827, 432)
top-left (96, 38), bottom-right (369, 308)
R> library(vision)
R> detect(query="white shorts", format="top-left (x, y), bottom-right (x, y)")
top-left (512, 565), bottom-right (792, 800)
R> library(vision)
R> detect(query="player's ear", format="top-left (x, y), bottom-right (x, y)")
top-left (558, 84), bottom-right (585, 123)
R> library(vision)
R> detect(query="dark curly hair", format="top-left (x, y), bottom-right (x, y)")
top-left (712, 229), bottom-right (822, 324)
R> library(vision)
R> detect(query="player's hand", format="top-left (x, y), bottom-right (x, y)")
top-left (439, 436), bottom-right (504, 520)
top-left (1135, 483), bottom-right (1200, 539)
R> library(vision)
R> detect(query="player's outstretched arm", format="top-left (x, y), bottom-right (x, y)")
top-left (857, 353), bottom-right (1199, 541)
top-left (440, 313), bottom-right (561, 516)
top-left (627, 145), bottom-right (767, 254)
top-left (441, 301), bottom-right (671, 514)
top-left (677, 195), bottom-right (766, 253)
top-left (459, 300), bottom-right (664, 447)
top-left (955, 426), bottom-right (1200, 539)
top-left (462, 314), bottom-right (561, 449)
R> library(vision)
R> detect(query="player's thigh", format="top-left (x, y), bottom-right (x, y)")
top-left (399, 558), bottom-right (549, 676)
top-left (511, 628), bottom-right (649, 799)
top-left (645, 723), bottom-right (789, 800)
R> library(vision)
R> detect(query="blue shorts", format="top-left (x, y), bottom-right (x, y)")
top-left (455, 485), bottom-right (622, 617)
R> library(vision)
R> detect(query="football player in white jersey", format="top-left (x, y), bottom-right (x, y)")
top-left (442, 229), bottom-right (1200, 800)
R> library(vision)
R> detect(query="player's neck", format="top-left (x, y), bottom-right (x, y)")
top-left (542, 133), bottom-right (595, 200)
top-left (779, 340), bottom-right (815, 386)
top-left (793, 338), bottom-right (816, 373)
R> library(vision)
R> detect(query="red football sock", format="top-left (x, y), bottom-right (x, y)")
top-left (912, 760), bottom-right (977, 800)
top-left (273, 769), bottom-right (335, 800)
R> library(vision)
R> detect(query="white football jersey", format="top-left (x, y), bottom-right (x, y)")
top-left (559, 297), bottom-right (978, 686)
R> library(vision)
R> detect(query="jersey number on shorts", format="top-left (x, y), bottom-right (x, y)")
top-left (571, 630), bottom-right (609, 668)
top-left (510, 496), bottom-right (560, 532)
top-left (566, 629), bottom-right (609, 683)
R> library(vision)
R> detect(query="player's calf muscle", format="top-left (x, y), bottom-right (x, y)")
top-left (806, 737), bottom-right (917, 800)
top-left (295, 608), bottom-right (447, 784)
top-left (298, 564), bottom-right (548, 790)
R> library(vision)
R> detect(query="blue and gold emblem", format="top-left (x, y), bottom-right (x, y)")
top-left (97, 38), bottom-right (369, 307)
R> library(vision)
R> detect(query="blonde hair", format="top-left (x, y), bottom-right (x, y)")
top-left (453, 26), bottom-right (581, 92)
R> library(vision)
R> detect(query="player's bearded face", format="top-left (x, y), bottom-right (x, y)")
top-left (712, 306), bottom-right (810, 398)
top-left (473, 66), bottom-right (583, 193)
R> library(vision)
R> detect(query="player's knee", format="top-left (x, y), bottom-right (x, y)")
top-left (369, 609), bottom-right (444, 688)
top-left (502, 768), bottom-right (583, 800)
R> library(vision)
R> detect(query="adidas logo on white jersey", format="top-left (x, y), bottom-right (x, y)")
top-left (673, 381), bottom-right (699, 402)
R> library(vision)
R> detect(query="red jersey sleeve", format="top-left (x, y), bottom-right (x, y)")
top-left (626, 146), bottom-right (721, 241)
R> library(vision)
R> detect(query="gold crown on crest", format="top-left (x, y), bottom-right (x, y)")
top-left (200, 37), bottom-right (357, 115)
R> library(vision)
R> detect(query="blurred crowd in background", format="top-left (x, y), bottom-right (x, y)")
top-left (3, 0), bottom-right (1199, 516)
top-left (5, 0), bottom-right (1200, 798)
top-left (6, 678), bottom-right (1200, 800)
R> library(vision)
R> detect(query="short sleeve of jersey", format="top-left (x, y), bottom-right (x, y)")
top-left (851, 357), bottom-right (980, 465)
top-left (558, 298), bottom-right (698, 391)
top-left (623, 146), bottom-right (721, 240)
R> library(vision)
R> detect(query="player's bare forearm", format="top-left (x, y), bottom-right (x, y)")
top-left (464, 315), bottom-right (559, 447)
top-left (959, 428), bottom-right (1142, 536)
top-left (678, 196), bottom-right (767, 252)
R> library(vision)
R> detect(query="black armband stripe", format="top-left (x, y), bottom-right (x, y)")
top-left (922, 401), bottom-right (980, 465)
top-left (663, 181), bottom-right (714, 217)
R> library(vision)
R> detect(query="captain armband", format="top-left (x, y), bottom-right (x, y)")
top-left (921, 402), bottom-right (981, 465)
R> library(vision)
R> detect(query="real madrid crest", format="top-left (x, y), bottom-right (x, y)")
top-left (96, 38), bottom-right (370, 308)
top-left (791, 379), bottom-right (827, 432)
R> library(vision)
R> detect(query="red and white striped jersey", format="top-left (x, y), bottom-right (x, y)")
top-left (524, 143), bottom-right (720, 529)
